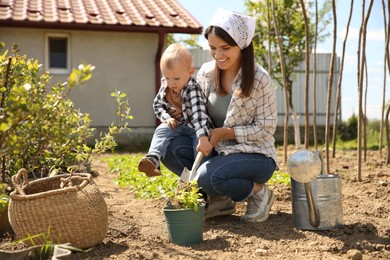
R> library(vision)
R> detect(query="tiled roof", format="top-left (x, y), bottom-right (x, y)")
top-left (0, 0), bottom-right (202, 33)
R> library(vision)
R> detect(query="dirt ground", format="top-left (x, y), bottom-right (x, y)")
top-left (1, 148), bottom-right (390, 259)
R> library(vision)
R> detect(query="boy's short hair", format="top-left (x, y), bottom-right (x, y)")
top-left (160, 43), bottom-right (194, 70)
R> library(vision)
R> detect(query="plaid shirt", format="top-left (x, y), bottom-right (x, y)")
top-left (197, 61), bottom-right (279, 168)
top-left (153, 77), bottom-right (213, 138)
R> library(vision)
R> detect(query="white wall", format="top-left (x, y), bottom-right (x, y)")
top-left (0, 27), bottom-right (158, 128)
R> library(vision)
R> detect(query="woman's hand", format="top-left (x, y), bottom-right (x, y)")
top-left (209, 127), bottom-right (235, 147)
top-left (196, 136), bottom-right (213, 156)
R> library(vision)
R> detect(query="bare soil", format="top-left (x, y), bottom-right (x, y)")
top-left (1, 148), bottom-right (390, 259)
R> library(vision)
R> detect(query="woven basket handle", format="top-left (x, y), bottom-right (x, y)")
top-left (12, 168), bottom-right (29, 195)
top-left (60, 174), bottom-right (92, 190)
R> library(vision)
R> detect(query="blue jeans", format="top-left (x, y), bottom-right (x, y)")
top-left (148, 123), bottom-right (197, 160)
top-left (162, 136), bottom-right (276, 202)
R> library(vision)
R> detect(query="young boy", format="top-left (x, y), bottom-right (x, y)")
top-left (138, 43), bottom-right (214, 177)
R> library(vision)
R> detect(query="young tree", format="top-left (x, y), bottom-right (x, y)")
top-left (332, 0), bottom-right (355, 158)
top-left (380, 0), bottom-right (389, 156)
top-left (324, 0), bottom-right (337, 174)
top-left (357, 0), bottom-right (375, 181)
top-left (386, 103), bottom-right (390, 164)
top-left (299, 0), bottom-right (310, 149)
top-left (167, 34), bottom-right (201, 49)
top-left (313, 0), bottom-right (319, 149)
top-left (270, 0), bottom-right (290, 162)
top-left (245, 0), bottom-right (332, 151)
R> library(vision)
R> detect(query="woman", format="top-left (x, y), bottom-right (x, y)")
top-left (162, 8), bottom-right (279, 223)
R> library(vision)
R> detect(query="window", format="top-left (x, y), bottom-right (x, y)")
top-left (45, 33), bottom-right (70, 74)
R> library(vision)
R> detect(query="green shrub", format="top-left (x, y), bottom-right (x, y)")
top-left (337, 115), bottom-right (385, 150)
top-left (339, 113), bottom-right (358, 141)
top-left (0, 42), bottom-right (132, 183)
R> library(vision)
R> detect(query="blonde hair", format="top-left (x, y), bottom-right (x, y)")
top-left (160, 43), bottom-right (194, 70)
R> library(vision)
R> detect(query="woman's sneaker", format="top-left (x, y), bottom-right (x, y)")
top-left (204, 196), bottom-right (236, 219)
top-left (241, 185), bottom-right (275, 223)
top-left (138, 155), bottom-right (161, 177)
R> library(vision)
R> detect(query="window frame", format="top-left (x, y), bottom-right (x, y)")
top-left (45, 33), bottom-right (70, 74)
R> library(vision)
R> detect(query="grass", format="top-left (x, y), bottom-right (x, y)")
top-left (105, 154), bottom-right (178, 200)
top-left (335, 138), bottom-right (380, 150)
top-left (104, 154), bottom-right (292, 200)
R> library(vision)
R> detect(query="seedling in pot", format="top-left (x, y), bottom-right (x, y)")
top-left (170, 180), bottom-right (204, 212)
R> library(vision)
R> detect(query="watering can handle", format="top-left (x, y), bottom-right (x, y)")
top-left (189, 152), bottom-right (204, 181)
top-left (304, 182), bottom-right (320, 227)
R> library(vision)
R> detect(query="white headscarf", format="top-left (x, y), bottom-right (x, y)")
top-left (207, 8), bottom-right (256, 49)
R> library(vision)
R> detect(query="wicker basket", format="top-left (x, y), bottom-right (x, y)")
top-left (8, 168), bottom-right (108, 249)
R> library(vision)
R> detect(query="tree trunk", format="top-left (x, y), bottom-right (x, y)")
top-left (272, 0), bottom-right (291, 162)
top-left (357, 1), bottom-right (364, 182)
top-left (357, 0), bottom-right (375, 181)
top-left (332, 0), bottom-right (354, 158)
top-left (386, 104), bottom-right (390, 164)
top-left (380, 0), bottom-right (389, 156)
top-left (266, 0), bottom-right (272, 72)
top-left (325, 0), bottom-right (337, 174)
top-left (363, 56), bottom-right (368, 162)
top-left (291, 113), bottom-right (301, 149)
top-left (313, 0), bottom-right (319, 150)
top-left (299, 0), bottom-right (310, 149)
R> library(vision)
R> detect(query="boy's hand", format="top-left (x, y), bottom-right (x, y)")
top-left (168, 107), bottom-right (181, 121)
top-left (166, 118), bottom-right (178, 129)
top-left (197, 136), bottom-right (213, 156)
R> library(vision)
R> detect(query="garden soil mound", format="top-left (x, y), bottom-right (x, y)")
top-left (1, 149), bottom-right (390, 259)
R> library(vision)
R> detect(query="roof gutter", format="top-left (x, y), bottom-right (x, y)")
top-left (155, 29), bottom-right (165, 126)
top-left (0, 21), bottom-right (203, 34)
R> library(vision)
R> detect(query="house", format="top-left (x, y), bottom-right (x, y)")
top-left (0, 0), bottom-right (202, 147)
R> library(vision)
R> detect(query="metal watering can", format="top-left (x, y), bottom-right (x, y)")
top-left (287, 150), bottom-right (343, 230)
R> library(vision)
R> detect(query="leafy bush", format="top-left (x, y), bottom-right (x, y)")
top-left (337, 115), bottom-right (384, 150)
top-left (339, 113), bottom-right (358, 141)
top-left (0, 42), bottom-right (132, 183)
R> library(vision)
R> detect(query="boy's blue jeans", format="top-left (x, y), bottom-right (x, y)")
top-left (148, 123), bottom-right (197, 161)
top-left (161, 135), bottom-right (277, 202)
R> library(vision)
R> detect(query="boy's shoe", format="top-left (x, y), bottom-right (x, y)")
top-left (241, 185), bottom-right (275, 223)
top-left (138, 155), bottom-right (161, 177)
top-left (204, 196), bottom-right (236, 219)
